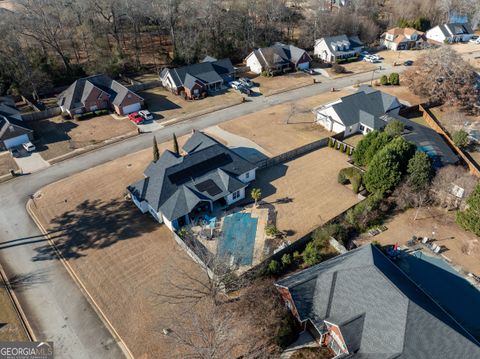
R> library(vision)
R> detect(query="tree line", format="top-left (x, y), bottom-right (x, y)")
top-left (0, 0), bottom-right (478, 97)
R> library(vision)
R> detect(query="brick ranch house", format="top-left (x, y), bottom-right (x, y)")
top-left (57, 74), bottom-right (144, 117)
top-left (275, 244), bottom-right (480, 358)
top-left (160, 57), bottom-right (234, 100)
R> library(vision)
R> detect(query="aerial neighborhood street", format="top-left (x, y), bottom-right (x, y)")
top-left (1, 1), bottom-right (480, 358)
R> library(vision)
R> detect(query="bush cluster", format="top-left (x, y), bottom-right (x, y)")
top-left (73, 109), bottom-right (109, 120)
top-left (338, 167), bottom-right (364, 193)
top-left (379, 73), bottom-right (400, 86)
top-left (332, 63), bottom-right (346, 73)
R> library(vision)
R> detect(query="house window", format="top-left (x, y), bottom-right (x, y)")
top-left (232, 191), bottom-right (240, 200)
top-left (194, 89), bottom-right (199, 95)
top-left (359, 124), bottom-right (365, 132)
top-left (245, 172), bottom-right (250, 179)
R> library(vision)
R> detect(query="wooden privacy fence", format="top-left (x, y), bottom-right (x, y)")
top-left (419, 104), bottom-right (480, 178)
top-left (21, 107), bottom-right (62, 122)
top-left (127, 80), bottom-right (162, 92)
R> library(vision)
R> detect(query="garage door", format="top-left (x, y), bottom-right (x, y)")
top-left (122, 103), bottom-right (141, 115)
top-left (4, 134), bottom-right (29, 149)
top-left (298, 62), bottom-right (310, 70)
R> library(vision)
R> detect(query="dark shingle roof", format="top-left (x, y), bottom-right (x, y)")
top-left (162, 59), bottom-right (234, 90)
top-left (128, 132), bottom-right (257, 221)
top-left (57, 74), bottom-right (142, 111)
top-left (251, 42), bottom-right (310, 68)
top-left (317, 35), bottom-right (363, 56)
top-left (439, 23), bottom-right (474, 37)
top-left (0, 115), bottom-right (32, 141)
top-left (276, 245), bottom-right (480, 358)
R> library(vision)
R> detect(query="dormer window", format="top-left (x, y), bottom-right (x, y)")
top-left (127, 94), bottom-right (132, 99)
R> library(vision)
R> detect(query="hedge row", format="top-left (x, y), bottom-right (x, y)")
top-left (338, 167), bottom-right (364, 194)
top-left (328, 138), bottom-right (354, 155)
top-left (73, 109), bottom-right (109, 120)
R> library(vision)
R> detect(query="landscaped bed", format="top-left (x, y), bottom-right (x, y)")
top-left (29, 114), bottom-right (137, 161)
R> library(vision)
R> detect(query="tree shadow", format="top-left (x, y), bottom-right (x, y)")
top-left (29, 119), bottom-right (78, 153)
top-left (231, 146), bottom-right (268, 163)
top-left (140, 90), bottom-right (181, 115)
top-left (32, 198), bottom-right (159, 261)
top-left (252, 164), bottom-right (289, 198)
top-left (4, 270), bottom-right (50, 291)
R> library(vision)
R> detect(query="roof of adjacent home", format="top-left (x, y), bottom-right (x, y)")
top-left (321, 85), bottom-right (400, 129)
top-left (128, 131), bottom-right (257, 221)
top-left (57, 74), bottom-right (142, 111)
top-left (316, 35), bottom-right (363, 56)
top-left (0, 115), bottom-right (32, 141)
top-left (160, 58), bottom-right (234, 90)
top-left (383, 27), bottom-right (425, 44)
top-left (433, 23), bottom-right (474, 37)
top-left (276, 244), bottom-right (480, 358)
top-left (249, 42), bottom-right (310, 69)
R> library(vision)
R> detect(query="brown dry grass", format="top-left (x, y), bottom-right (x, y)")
top-left (371, 84), bottom-right (425, 105)
top-left (377, 48), bottom-right (427, 66)
top-left (358, 208), bottom-right (480, 276)
top-left (220, 90), bottom-right (353, 156)
top-left (254, 147), bottom-right (361, 242)
top-left (139, 86), bottom-right (243, 121)
top-left (0, 278), bottom-right (29, 341)
top-left (246, 72), bottom-right (314, 96)
top-left (0, 153), bottom-right (18, 176)
top-left (30, 115), bottom-right (137, 161)
top-left (327, 61), bottom-right (377, 78)
top-left (30, 136), bottom-right (212, 358)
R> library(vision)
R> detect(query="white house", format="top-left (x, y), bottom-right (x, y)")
top-left (381, 27), bottom-right (427, 51)
top-left (314, 35), bottom-right (363, 63)
top-left (426, 23), bottom-right (474, 43)
top-left (314, 86), bottom-right (402, 137)
top-left (245, 42), bottom-right (311, 75)
top-left (128, 131), bottom-right (257, 231)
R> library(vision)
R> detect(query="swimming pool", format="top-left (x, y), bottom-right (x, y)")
top-left (217, 213), bottom-right (258, 266)
top-left (398, 251), bottom-right (480, 337)
top-left (418, 145), bottom-right (442, 168)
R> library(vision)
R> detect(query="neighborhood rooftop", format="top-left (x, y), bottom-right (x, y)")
top-left (276, 244), bottom-right (480, 358)
top-left (250, 42), bottom-right (308, 68)
top-left (128, 131), bottom-right (257, 222)
top-left (318, 35), bottom-right (363, 55)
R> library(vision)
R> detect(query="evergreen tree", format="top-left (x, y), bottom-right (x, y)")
top-left (153, 136), bottom-right (159, 162)
top-left (456, 182), bottom-right (480, 236)
top-left (407, 151), bottom-right (434, 190)
top-left (173, 133), bottom-right (180, 155)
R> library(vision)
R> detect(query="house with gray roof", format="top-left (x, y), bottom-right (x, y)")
top-left (314, 35), bottom-right (363, 63)
top-left (57, 74), bottom-right (144, 116)
top-left (276, 244), bottom-right (480, 358)
top-left (160, 58), bottom-right (234, 100)
top-left (315, 86), bottom-right (458, 166)
top-left (245, 42), bottom-right (311, 75)
top-left (426, 23), bottom-right (474, 43)
top-left (127, 131), bottom-right (257, 231)
top-left (315, 85), bottom-right (402, 136)
top-left (0, 98), bottom-right (33, 150)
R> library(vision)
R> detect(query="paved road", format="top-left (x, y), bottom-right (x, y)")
top-left (0, 65), bottom-right (404, 358)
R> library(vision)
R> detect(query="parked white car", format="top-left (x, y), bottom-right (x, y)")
top-left (229, 80), bottom-right (242, 90)
top-left (139, 110), bottom-right (153, 121)
top-left (363, 56), bottom-right (377, 63)
top-left (239, 77), bottom-right (254, 88)
top-left (22, 142), bottom-right (36, 152)
top-left (469, 36), bottom-right (480, 44)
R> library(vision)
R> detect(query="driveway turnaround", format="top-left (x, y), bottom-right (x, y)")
top-left (14, 152), bottom-right (50, 174)
top-left (0, 67), bottom-right (405, 358)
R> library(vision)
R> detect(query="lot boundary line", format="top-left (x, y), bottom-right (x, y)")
top-left (0, 263), bottom-right (36, 341)
top-left (26, 200), bottom-right (134, 359)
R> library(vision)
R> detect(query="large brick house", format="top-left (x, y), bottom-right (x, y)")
top-left (275, 245), bottom-right (480, 358)
top-left (57, 74), bottom-right (144, 117)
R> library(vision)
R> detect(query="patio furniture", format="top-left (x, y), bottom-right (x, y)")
top-left (434, 246), bottom-right (441, 254)
top-left (421, 237), bottom-right (429, 244)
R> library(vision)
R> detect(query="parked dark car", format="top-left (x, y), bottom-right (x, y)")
top-left (239, 77), bottom-right (254, 88)
top-left (302, 68), bottom-right (318, 75)
top-left (403, 60), bottom-right (414, 66)
top-left (238, 85), bottom-right (252, 96)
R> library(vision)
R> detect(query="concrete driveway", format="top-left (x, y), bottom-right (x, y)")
top-left (0, 67), bottom-right (406, 358)
top-left (14, 151), bottom-right (50, 174)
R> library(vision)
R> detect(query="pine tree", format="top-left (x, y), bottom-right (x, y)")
top-left (173, 133), bottom-right (179, 155)
top-left (153, 136), bottom-right (159, 162)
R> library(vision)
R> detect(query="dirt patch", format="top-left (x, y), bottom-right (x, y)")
top-left (29, 136), bottom-right (210, 358)
top-left (220, 90), bottom-right (353, 156)
top-left (377, 48), bottom-right (427, 66)
top-left (0, 276), bottom-right (29, 341)
top-left (248, 72), bottom-right (314, 96)
top-left (253, 147), bottom-right (361, 242)
top-left (0, 153), bottom-right (18, 176)
top-left (139, 86), bottom-right (243, 121)
top-left (29, 115), bottom-right (137, 161)
top-left (357, 208), bottom-right (480, 276)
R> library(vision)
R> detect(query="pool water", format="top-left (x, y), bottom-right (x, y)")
top-left (418, 145), bottom-right (442, 168)
top-left (217, 213), bottom-right (258, 266)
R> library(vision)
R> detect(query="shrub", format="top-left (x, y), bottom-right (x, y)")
top-left (328, 137), bottom-right (335, 147)
top-left (293, 251), bottom-right (302, 264)
top-left (338, 167), bottom-right (364, 194)
top-left (380, 75), bottom-right (389, 85)
top-left (353, 131), bottom-right (392, 166)
top-left (94, 109), bottom-right (109, 116)
top-left (332, 63), bottom-right (346, 73)
top-left (389, 72), bottom-right (400, 85)
top-left (338, 170), bottom-right (348, 184)
top-left (342, 143), bottom-right (347, 152)
top-left (407, 151), bottom-right (434, 190)
top-left (345, 194), bottom-right (386, 231)
top-left (266, 224), bottom-right (280, 237)
top-left (302, 229), bottom-right (330, 267)
top-left (452, 129), bottom-right (469, 149)
top-left (384, 119), bottom-right (404, 137)
top-left (457, 182), bottom-right (480, 236)
top-left (276, 314), bottom-right (298, 348)
top-left (281, 253), bottom-right (292, 267)
top-left (267, 260), bottom-right (281, 276)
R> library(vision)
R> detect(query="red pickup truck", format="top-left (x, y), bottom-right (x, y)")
top-left (128, 112), bottom-right (144, 124)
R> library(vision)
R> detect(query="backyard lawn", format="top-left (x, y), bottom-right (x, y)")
top-left (253, 147), bottom-right (361, 242)
top-left (29, 136), bottom-right (211, 358)
top-left (29, 115), bottom-right (137, 161)
top-left (219, 89), bottom-right (353, 156)
top-left (139, 86), bottom-right (243, 121)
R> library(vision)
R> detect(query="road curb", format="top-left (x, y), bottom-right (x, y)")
top-left (26, 199), bottom-right (135, 359)
top-left (0, 264), bottom-right (36, 341)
